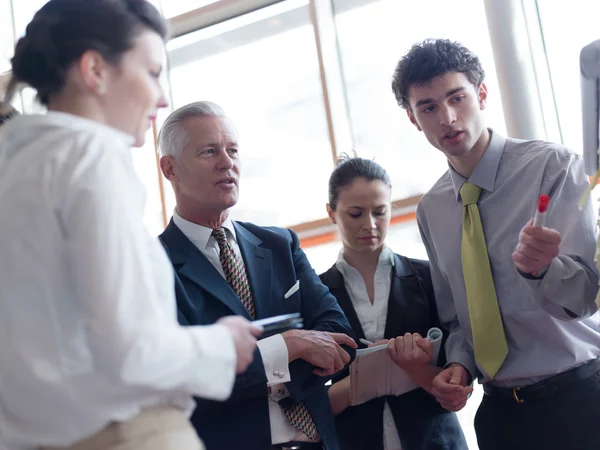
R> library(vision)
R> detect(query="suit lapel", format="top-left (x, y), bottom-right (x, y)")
top-left (324, 266), bottom-right (366, 342)
top-left (234, 223), bottom-right (272, 319)
top-left (161, 219), bottom-right (252, 319)
top-left (383, 254), bottom-right (417, 339)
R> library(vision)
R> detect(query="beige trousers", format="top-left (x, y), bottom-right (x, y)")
top-left (41, 406), bottom-right (204, 450)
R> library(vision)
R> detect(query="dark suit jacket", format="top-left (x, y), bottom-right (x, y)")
top-left (319, 254), bottom-right (467, 450)
top-left (159, 220), bottom-right (356, 450)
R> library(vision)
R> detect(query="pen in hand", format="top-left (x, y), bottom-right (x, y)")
top-left (533, 195), bottom-right (550, 227)
top-left (531, 194), bottom-right (550, 276)
top-left (359, 338), bottom-right (373, 346)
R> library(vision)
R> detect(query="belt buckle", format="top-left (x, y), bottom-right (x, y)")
top-left (512, 386), bottom-right (525, 403)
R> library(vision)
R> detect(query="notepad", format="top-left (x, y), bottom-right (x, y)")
top-left (349, 328), bottom-right (443, 406)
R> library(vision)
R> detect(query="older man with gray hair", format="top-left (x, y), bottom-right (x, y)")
top-left (157, 101), bottom-right (357, 450)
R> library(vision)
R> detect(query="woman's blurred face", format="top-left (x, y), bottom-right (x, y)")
top-left (328, 178), bottom-right (392, 255)
top-left (102, 30), bottom-right (168, 146)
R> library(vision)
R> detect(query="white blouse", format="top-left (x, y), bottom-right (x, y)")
top-left (0, 112), bottom-right (236, 449)
top-left (336, 247), bottom-right (403, 450)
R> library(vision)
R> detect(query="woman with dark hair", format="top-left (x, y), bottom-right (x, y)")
top-left (0, 1), bottom-right (260, 449)
top-left (320, 157), bottom-right (467, 450)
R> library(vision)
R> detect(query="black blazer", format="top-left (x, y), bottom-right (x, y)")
top-left (160, 220), bottom-right (356, 450)
top-left (319, 253), bottom-right (467, 450)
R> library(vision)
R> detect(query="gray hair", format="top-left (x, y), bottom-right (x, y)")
top-left (158, 101), bottom-right (227, 157)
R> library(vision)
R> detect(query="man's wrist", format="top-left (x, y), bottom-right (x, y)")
top-left (281, 329), bottom-right (303, 362)
top-left (517, 265), bottom-right (549, 280)
top-left (447, 362), bottom-right (473, 386)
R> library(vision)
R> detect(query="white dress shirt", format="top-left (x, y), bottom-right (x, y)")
top-left (172, 212), bottom-right (312, 444)
top-left (336, 248), bottom-right (403, 450)
top-left (0, 113), bottom-right (237, 449)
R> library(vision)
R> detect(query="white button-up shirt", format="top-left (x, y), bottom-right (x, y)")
top-left (0, 112), bottom-right (237, 449)
top-left (173, 212), bottom-right (314, 444)
top-left (336, 247), bottom-right (403, 450)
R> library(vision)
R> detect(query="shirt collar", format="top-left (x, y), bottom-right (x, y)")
top-left (449, 128), bottom-right (506, 201)
top-left (336, 246), bottom-right (395, 275)
top-left (172, 209), bottom-right (237, 252)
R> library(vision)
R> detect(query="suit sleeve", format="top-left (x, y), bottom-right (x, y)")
top-left (284, 230), bottom-right (356, 404)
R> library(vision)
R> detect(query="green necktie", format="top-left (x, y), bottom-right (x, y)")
top-left (460, 181), bottom-right (508, 378)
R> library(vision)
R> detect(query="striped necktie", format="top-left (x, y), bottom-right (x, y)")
top-left (212, 227), bottom-right (255, 318)
top-left (211, 227), bottom-right (318, 440)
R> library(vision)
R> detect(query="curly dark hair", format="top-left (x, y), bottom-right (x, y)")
top-left (391, 39), bottom-right (485, 110)
top-left (6, 0), bottom-right (168, 106)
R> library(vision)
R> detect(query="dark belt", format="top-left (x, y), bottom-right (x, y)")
top-left (271, 442), bottom-right (323, 450)
top-left (483, 357), bottom-right (600, 403)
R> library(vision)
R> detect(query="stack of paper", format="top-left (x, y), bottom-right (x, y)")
top-left (349, 328), bottom-right (443, 406)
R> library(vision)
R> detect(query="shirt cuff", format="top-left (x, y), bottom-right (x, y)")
top-left (187, 323), bottom-right (237, 401)
top-left (522, 257), bottom-right (581, 320)
top-left (445, 351), bottom-right (478, 384)
top-left (257, 334), bottom-right (291, 386)
top-left (522, 257), bottom-right (563, 295)
top-left (269, 383), bottom-right (292, 401)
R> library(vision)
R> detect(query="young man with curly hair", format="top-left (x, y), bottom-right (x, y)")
top-left (392, 39), bottom-right (600, 450)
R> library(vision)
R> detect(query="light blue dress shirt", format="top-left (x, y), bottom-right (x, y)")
top-left (417, 129), bottom-right (600, 387)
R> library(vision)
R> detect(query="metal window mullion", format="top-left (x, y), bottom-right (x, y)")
top-left (521, 0), bottom-right (563, 144)
top-left (169, 0), bottom-right (286, 39)
top-left (309, 0), bottom-right (354, 166)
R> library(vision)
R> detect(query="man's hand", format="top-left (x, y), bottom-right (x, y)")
top-left (387, 333), bottom-right (433, 371)
top-left (282, 330), bottom-right (357, 376)
top-left (432, 364), bottom-right (473, 412)
top-left (217, 316), bottom-right (263, 374)
top-left (513, 220), bottom-right (561, 275)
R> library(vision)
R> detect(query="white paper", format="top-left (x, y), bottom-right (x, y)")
top-left (349, 327), bottom-right (443, 406)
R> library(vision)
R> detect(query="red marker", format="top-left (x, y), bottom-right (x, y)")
top-left (533, 195), bottom-right (550, 227)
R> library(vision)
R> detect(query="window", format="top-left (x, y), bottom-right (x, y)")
top-left (0, 0), bottom-right (14, 75)
top-left (160, 0), bottom-right (219, 19)
top-left (132, 128), bottom-right (167, 236)
top-left (12, 0), bottom-right (48, 38)
top-left (536, 0), bottom-right (600, 152)
top-left (333, 0), bottom-right (507, 200)
top-left (165, 0), bottom-right (333, 227)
